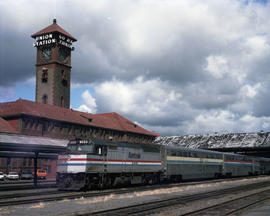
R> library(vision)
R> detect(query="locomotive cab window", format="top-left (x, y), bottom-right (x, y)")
top-left (94, 145), bottom-right (107, 155)
top-left (67, 143), bottom-right (94, 153)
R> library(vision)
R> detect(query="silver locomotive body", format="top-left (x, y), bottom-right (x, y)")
top-left (57, 139), bottom-right (162, 190)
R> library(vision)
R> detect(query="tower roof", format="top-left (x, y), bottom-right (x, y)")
top-left (31, 19), bottom-right (77, 41)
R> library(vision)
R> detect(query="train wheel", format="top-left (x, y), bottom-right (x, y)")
top-left (176, 175), bottom-right (182, 183)
top-left (63, 176), bottom-right (73, 188)
top-left (170, 175), bottom-right (177, 183)
top-left (105, 177), bottom-right (112, 188)
top-left (142, 175), bottom-right (148, 185)
top-left (83, 178), bottom-right (93, 191)
top-left (98, 180), bottom-right (105, 189)
top-left (225, 173), bottom-right (232, 178)
top-left (214, 173), bottom-right (221, 179)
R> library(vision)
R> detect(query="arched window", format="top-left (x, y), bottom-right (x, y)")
top-left (42, 95), bottom-right (48, 104)
top-left (61, 70), bottom-right (67, 86)
top-left (42, 67), bottom-right (48, 83)
top-left (61, 70), bottom-right (66, 80)
top-left (61, 96), bottom-right (64, 107)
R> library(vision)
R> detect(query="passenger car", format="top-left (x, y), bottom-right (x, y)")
top-left (0, 172), bottom-right (5, 180)
top-left (20, 170), bottom-right (33, 180)
top-left (6, 172), bottom-right (19, 180)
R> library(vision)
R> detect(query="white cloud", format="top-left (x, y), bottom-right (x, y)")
top-left (238, 114), bottom-right (270, 132)
top-left (182, 111), bottom-right (270, 135)
top-left (77, 90), bottom-right (97, 113)
top-left (76, 77), bottom-right (270, 135)
top-left (0, 87), bottom-right (14, 102)
top-left (76, 77), bottom-right (193, 128)
top-left (95, 76), bottom-right (184, 118)
top-left (241, 83), bottom-right (261, 98)
top-left (205, 55), bottom-right (229, 79)
top-left (187, 111), bottom-right (236, 134)
top-left (2, 0), bottom-right (270, 135)
top-left (244, 36), bottom-right (270, 60)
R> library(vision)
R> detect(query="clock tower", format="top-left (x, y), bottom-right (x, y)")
top-left (31, 19), bottom-right (77, 108)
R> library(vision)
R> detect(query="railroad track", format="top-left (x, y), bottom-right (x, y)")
top-left (0, 188), bottom-right (62, 200)
top-left (77, 180), bottom-right (270, 216)
top-left (182, 189), bottom-right (270, 216)
top-left (0, 179), bottom-right (208, 207)
top-left (0, 180), bottom-right (56, 191)
top-left (0, 176), bottom-right (268, 208)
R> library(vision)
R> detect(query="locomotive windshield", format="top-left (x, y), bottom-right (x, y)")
top-left (67, 139), bottom-right (94, 153)
top-left (67, 139), bottom-right (107, 155)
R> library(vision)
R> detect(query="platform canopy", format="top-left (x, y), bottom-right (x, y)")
top-left (155, 132), bottom-right (270, 158)
top-left (0, 132), bottom-right (68, 154)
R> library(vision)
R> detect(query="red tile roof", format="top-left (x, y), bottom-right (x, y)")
top-left (95, 113), bottom-right (160, 136)
top-left (31, 20), bottom-right (77, 41)
top-left (0, 117), bottom-right (17, 134)
top-left (0, 99), bottom-right (158, 137)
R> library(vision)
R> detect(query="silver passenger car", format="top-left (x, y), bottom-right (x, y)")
top-left (164, 145), bottom-right (260, 181)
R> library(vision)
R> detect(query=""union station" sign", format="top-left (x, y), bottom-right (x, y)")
top-left (33, 33), bottom-right (74, 49)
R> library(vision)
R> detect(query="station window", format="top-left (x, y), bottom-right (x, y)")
top-left (60, 96), bottom-right (64, 107)
top-left (12, 159), bottom-right (18, 168)
top-left (46, 165), bottom-right (51, 174)
top-left (42, 95), bottom-right (48, 104)
top-left (28, 158), bottom-right (32, 167)
top-left (0, 158), bottom-right (6, 168)
top-left (61, 70), bottom-right (67, 86)
top-left (42, 68), bottom-right (48, 83)
top-left (23, 158), bottom-right (27, 167)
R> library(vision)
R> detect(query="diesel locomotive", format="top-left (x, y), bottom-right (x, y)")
top-left (56, 138), bottom-right (270, 190)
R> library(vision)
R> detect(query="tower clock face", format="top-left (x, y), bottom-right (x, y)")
top-left (58, 47), bottom-right (69, 63)
top-left (42, 48), bottom-right (52, 60)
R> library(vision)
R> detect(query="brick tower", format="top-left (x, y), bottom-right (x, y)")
top-left (31, 19), bottom-right (77, 108)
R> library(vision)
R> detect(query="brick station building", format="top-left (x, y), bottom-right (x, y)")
top-left (0, 99), bottom-right (158, 143)
top-left (0, 99), bottom-right (158, 178)
top-left (0, 20), bottom-right (158, 178)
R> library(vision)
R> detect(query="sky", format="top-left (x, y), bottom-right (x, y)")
top-left (1, 0), bottom-right (270, 136)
